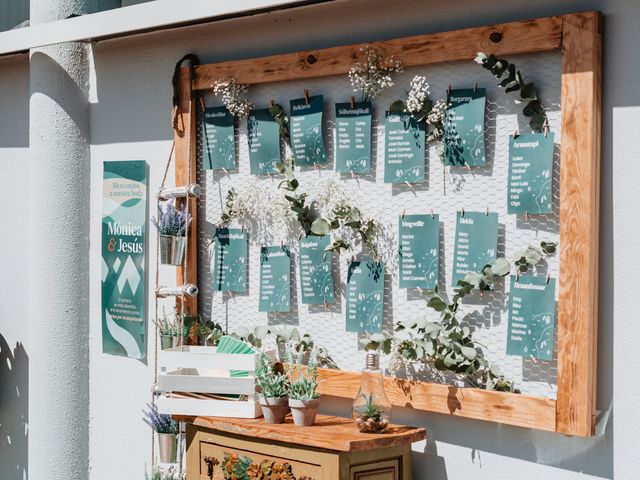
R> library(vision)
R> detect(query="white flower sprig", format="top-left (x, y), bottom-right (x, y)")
top-left (211, 78), bottom-right (252, 118)
top-left (405, 75), bottom-right (431, 115)
top-left (348, 46), bottom-right (403, 102)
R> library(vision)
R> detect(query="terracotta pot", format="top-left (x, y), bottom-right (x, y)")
top-left (260, 397), bottom-right (288, 424)
top-left (288, 398), bottom-right (320, 426)
top-left (157, 432), bottom-right (177, 463)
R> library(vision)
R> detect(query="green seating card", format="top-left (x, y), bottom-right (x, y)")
top-left (508, 132), bottom-right (554, 214)
top-left (346, 261), bottom-right (385, 333)
top-left (248, 108), bottom-right (281, 175)
top-left (290, 95), bottom-right (327, 166)
top-left (444, 88), bottom-right (486, 166)
top-left (398, 214), bottom-right (439, 289)
top-left (384, 112), bottom-right (426, 183)
top-left (202, 106), bottom-right (236, 170)
top-left (298, 236), bottom-right (334, 305)
top-left (335, 101), bottom-right (372, 174)
top-left (507, 276), bottom-right (556, 361)
top-left (451, 211), bottom-right (498, 287)
top-left (212, 228), bottom-right (248, 293)
top-left (259, 245), bottom-right (291, 313)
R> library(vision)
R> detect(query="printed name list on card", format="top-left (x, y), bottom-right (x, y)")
top-left (508, 132), bottom-right (554, 214)
top-left (248, 108), bottom-right (282, 175)
top-left (298, 235), bottom-right (334, 305)
top-left (451, 211), bottom-right (498, 287)
top-left (202, 106), bottom-right (236, 170)
top-left (444, 88), bottom-right (486, 167)
top-left (384, 111), bottom-right (426, 183)
top-left (290, 95), bottom-right (328, 166)
top-left (259, 245), bottom-right (291, 313)
top-left (335, 101), bottom-right (372, 174)
top-left (398, 214), bottom-right (439, 289)
top-left (212, 228), bottom-right (248, 293)
top-left (346, 260), bottom-right (385, 333)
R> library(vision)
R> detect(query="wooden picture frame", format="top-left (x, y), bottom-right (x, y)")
top-left (172, 11), bottom-right (601, 436)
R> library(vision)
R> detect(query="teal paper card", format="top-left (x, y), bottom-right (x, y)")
top-left (384, 112), bottom-right (426, 183)
top-left (451, 211), bottom-right (498, 287)
top-left (212, 228), bottom-right (248, 292)
top-left (335, 102), bottom-right (372, 173)
top-left (202, 106), bottom-right (236, 170)
top-left (398, 214), bottom-right (439, 289)
top-left (102, 160), bottom-right (147, 359)
top-left (248, 108), bottom-right (281, 175)
top-left (444, 88), bottom-right (486, 166)
top-left (289, 95), bottom-right (328, 166)
top-left (346, 261), bottom-right (385, 333)
top-left (298, 236), bottom-right (334, 305)
top-left (507, 276), bottom-right (556, 361)
top-left (508, 132), bottom-right (554, 214)
top-left (259, 245), bottom-right (291, 312)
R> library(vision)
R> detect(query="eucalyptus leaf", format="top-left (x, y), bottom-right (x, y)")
top-left (310, 218), bottom-right (330, 236)
top-left (491, 257), bottom-right (511, 276)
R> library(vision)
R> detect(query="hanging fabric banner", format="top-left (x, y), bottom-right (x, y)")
top-left (101, 160), bottom-right (147, 359)
top-left (259, 245), bottom-right (291, 313)
top-left (451, 211), bottom-right (498, 286)
top-left (398, 214), bottom-right (439, 289)
top-left (212, 228), bottom-right (248, 293)
top-left (384, 112), bottom-right (426, 183)
top-left (248, 108), bottom-right (281, 175)
top-left (507, 132), bottom-right (554, 214)
top-left (346, 260), bottom-right (385, 333)
top-left (334, 101), bottom-right (372, 174)
top-left (507, 275), bottom-right (556, 361)
top-left (444, 88), bottom-right (486, 166)
top-left (289, 95), bottom-right (328, 166)
top-left (298, 236), bottom-right (334, 305)
top-left (202, 106), bottom-right (236, 170)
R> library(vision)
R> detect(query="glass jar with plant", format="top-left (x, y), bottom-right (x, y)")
top-left (255, 352), bottom-right (289, 424)
top-left (152, 200), bottom-right (191, 265)
top-left (352, 349), bottom-right (392, 433)
top-left (143, 403), bottom-right (179, 464)
top-left (287, 346), bottom-right (321, 426)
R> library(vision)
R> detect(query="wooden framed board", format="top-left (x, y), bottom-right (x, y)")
top-left (172, 11), bottom-right (601, 436)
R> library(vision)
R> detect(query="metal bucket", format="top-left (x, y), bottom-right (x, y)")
top-left (157, 432), bottom-right (177, 463)
top-left (160, 335), bottom-right (187, 350)
top-left (160, 235), bottom-right (186, 265)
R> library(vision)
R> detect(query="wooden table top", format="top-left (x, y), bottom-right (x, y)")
top-left (179, 414), bottom-right (426, 452)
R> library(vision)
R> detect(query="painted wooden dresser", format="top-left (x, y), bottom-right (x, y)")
top-left (184, 414), bottom-right (426, 479)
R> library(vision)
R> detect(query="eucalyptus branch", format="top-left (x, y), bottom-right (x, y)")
top-left (268, 102), bottom-right (291, 147)
top-left (475, 52), bottom-right (547, 132)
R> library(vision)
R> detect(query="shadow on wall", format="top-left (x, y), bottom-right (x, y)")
top-left (0, 334), bottom-right (28, 480)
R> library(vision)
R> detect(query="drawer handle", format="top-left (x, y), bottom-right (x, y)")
top-left (203, 456), bottom-right (219, 478)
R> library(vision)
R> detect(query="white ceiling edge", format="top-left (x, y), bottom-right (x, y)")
top-left (0, 0), bottom-right (329, 56)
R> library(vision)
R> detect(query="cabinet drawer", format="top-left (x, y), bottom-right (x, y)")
top-left (350, 458), bottom-right (399, 480)
top-left (198, 441), bottom-right (323, 480)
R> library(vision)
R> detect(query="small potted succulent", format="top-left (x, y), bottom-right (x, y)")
top-left (287, 346), bottom-right (321, 426)
top-left (152, 200), bottom-right (191, 265)
top-left (145, 465), bottom-right (183, 480)
top-left (143, 403), bottom-right (179, 464)
top-left (154, 309), bottom-right (196, 349)
top-left (353, 393), bottom-right (390, 433)
top-left (255, 352), bottom-right (289, 424)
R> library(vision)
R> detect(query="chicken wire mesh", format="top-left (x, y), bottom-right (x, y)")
top-left (194, 51), bottom-right (561, 399)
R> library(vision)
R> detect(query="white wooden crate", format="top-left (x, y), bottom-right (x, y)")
top-left (156, 346), bottom-right (274, 419)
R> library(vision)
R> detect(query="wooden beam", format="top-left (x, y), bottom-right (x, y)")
top-left (191, 15), bottom-right (563, 89)
top-left (173, 66), bottom-right (199, 316)
top-left (556, 11), bottom-right (601, 437)
top-left (317, 369), bottom-right (557, 432)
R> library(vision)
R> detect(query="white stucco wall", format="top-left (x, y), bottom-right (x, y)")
top-left (2, 0), bottom-right (639, 478)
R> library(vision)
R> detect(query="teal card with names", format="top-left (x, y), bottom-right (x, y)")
top-left (290, 95), bottom-right (328, 166)
top-left (212, 228), bottom-right (247, 293)
top-left (508, 132), bottom-right (554, 214)
top-left (346, 261), bottom-right (385, 333)
top-left (259, 245), bottom-right (291, 313)
top-left (202, 106), bottom-right (236, 170)
top-left (444, 88), bottom-right (486, 166)
top-left (335, 102), bottom-right (372, 174)
top-left (299, 236), bottom-right (334, 305)
top-left (398, 214), bottom-right (439, 289)
top-left (248, 108), bottom-right (281, 175)
top-left (507, 276), bottom-right (556, 361)
top-left (384, 112), bottom-right (426, 183)
top-left (451, 211), bottom-right (498, 287)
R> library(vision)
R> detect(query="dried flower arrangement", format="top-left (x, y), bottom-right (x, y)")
top-left (152, 200), bottom-right (191, 236)
top-left (348, 46), bottom-right (403, 102)
top-left (212, 78), bottom-right (253, 118)
top-left (142, 403), bottom-right (178, 434)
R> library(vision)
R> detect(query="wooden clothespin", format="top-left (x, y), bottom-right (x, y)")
top-left (461, 207), bottom-right (465, 217)
top-left (474, 82), bottom-right (478, 92)
top-left (269, 99), bottom-right (275, 108)
top-left (430, 209), bottom-right (435, 219)
top-left (349, 96), bottom-right (356, 109)
top-left (524, 211), bottom-right (529, 221)
top-left (304, 89), bottom-right (310, 105)
top-left (199, 97), bottom-right (206, 112)
top-left (448, 85), bottom-right (452, 95)
top-left (543, 120), bottom-right (550, 138)
top-left (401, 209), bottom-right (406, 218)
top-left (546, 273), bottom-right (551, 284)
top-left (485, 206), bottom-right (490, 216)
top-left (514, 129), bottom-right (520, 139)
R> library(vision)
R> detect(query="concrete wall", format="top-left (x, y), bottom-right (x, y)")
top-left (3, 0), bottom-right (640, 478)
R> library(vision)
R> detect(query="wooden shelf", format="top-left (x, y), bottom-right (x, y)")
top-left (181, 414), bottom-right (425, 452)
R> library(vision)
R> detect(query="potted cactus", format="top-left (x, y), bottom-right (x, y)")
top-left (255, 352), bottom-right (289, 424)
top-left (152, 200), bottom-right (191, 265)
top-left (287, 346), bottom-right (321, 426)
top-left (143, 403), bottom-right (179, 464)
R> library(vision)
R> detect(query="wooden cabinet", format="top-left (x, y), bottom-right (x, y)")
top-left (184, 415), bottom-right (425, 480)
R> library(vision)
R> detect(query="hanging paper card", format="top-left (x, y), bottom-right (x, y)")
top-left (298, 236), bottom-right (334, 305)
top-left (202, 106), bottom-right (236, 170)
top-left (346, 261), bottom-right (385, 333)
top-left (451, 211), bottom-right (498, 287)
top-left (444, 88), bottom-right (486, 166)
top-left (398, 214), bottom-right (439, 289)
top-left (384, 112), bottom-right (426, 183)
top-left (289, 95), bottom-right (327, 166)
top-left (259, 245), bottom-right (291, 313)
top-left (507, 276), bottom-right (556, 360)
top-left (101, 160), bottom-right (146, 359)
top-left (335, 101), bottom-right (372, 173)
top-left (212, 228), bottom-right (248, 293)
top-left (248, 108), bottom-right (281, 175)
top-left (508, 132), bottom-right (554, 214)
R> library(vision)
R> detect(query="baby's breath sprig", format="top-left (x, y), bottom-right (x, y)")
top-left (211, 78), bottom-right (252, 118)
top-left (348, 46), bottom-right (403, 102)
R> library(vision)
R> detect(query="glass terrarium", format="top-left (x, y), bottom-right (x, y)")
top-left (352, 352), bottom-right (392, 433)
